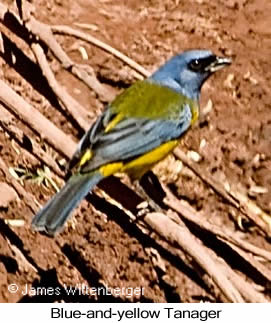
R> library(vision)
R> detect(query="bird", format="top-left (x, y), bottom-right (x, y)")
top-left (31, 49), bottom-right (231, 236)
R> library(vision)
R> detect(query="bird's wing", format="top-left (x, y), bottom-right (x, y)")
top-left (68, 80), bottom-right (194, 173)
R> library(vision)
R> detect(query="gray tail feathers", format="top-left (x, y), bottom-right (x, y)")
top-left (31, 172), bottom-right (103, 236)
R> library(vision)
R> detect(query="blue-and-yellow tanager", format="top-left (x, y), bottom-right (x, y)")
top-left (32, 49), bottom-right (231, 235)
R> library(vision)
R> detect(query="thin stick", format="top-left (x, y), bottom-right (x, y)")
top-left (0, 107), bottom-right (64, 177)
top-left (222, 239), bottom-right (271, 283)
top-left (163, 184), bottom-right (271, 288)
top-left (31, 43), bottom-right (90, 131)
top-left (163, 185), bottom-right (271, 262)
top-left (210, 246), bottom-right (268, 303)
top-left (52, 25), bottom-right (150, 79)
top-left (223, 260), bottom-right (268, 302)
top-left (0, 79), bottom-right (76, 158)
top-left (173, 148), bottom-right (271, 236)
top-left (0, 1), bottom-right (269, 302)
top-left (0, 157), bottom-right (38, 213)
top-left (0, 2), bottom-right (113, 103)
top-left (144, 212), bottom-right (244, 302)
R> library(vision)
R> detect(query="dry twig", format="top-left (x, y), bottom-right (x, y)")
top-left (0, 78), bottom-right (76, 158)
top-left (0, 107), bottom-right (64, 177)
top-left (162, 184), bottom-right (271, 292)
top-left (30, 43), bottom-right (90, 131)
top-left (0, 157), bottom-right (38, 213)
top-left (0, 2), bottom-right (113, 103)
top-left (0, 0), bottom-right (269, 303)
top-left (163, 184), bottom-right (271, 262)
top-left (52, 25), bottom-right (149, 80)
top-left (173, 148), bottom-right (271, 236)
top-left (143, 212), bottom-right (244, 302)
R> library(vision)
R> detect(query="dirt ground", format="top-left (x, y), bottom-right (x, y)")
top-left (0, 0), bottom-right (270, 302)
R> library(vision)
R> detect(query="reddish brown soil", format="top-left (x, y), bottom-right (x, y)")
top-left (0, 0), bottom-right (270, 302)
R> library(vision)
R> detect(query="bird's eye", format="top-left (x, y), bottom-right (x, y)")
top-left (189, 59), bottom-right (203, 71)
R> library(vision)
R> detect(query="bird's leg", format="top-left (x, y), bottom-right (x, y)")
top-left (134, 171), bottom-right (168, 216)
top-left (133, 181), bottom-right (154, 218)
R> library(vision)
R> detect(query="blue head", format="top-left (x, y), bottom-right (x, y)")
top-left (150, 49), bottom-right (231, 100)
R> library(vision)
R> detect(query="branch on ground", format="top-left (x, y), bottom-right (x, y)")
top-left (0, 0), bottom-right (269, 303)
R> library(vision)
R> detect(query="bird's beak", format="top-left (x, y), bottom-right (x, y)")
top-left (205, 56), bottom-right (232, 73)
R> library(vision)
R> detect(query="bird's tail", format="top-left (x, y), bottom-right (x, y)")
top-left (31, 172), bottom-right (103, 236)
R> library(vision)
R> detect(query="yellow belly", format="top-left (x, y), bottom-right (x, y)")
top-left (99, 139), bottom-right (178, 180)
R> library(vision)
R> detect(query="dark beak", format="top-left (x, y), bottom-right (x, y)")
top-left (205, 56), bottom-right (232, 72)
